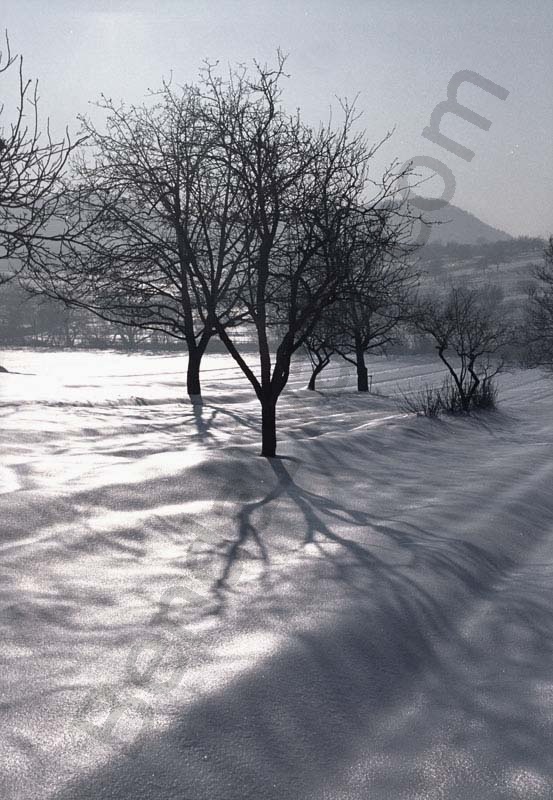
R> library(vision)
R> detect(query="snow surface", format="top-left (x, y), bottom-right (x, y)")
top-left (1, 349), bottom-right (553, 799)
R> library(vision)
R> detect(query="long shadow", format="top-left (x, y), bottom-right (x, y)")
top-left (44, 449), bottom-right (553, 800)
top-left (179, 400), bottom-right (261, 446)
top-left (213, 457), bottom-right (298, 600)
top-left (213, 455), bottom-right (513, 618)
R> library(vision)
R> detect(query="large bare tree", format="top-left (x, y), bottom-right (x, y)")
top-left (201, 55), bottom-right (397, 455)
top-left (27, 81), bottom-right (250, 397)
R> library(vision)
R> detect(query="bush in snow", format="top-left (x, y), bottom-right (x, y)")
top-left (413, 285), bottom-right (511, 414)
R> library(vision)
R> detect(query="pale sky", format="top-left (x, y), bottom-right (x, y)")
top-left (3, 0), bottom-right (552, 237)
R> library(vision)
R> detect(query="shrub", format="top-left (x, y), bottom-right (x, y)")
top-left (398, 384), bottom-right (443, 417)
top-left (398, 375), bottom-right (498, 417)
top-left (440, 375), bottom-right (498, 413)
top-left (413, 285), bottom-right (511, 412)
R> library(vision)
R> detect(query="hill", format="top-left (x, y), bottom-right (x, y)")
top-left (421, 204), bottom-right (513, 245)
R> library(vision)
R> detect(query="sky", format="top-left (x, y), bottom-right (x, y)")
top-left (2, 0), bottom-right (552, 237)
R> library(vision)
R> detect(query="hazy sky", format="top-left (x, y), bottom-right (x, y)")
top-left (3, 0), bottom-right (552, 236)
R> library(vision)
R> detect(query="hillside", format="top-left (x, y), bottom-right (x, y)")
top-left (419, 237), bottom-right (545, 300)
top-left (420, 205), bottom-right (513, 245)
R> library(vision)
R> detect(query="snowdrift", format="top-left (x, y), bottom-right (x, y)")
top-left (1, 350), bottom-right (553, 799)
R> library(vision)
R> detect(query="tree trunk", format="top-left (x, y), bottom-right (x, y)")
top-left (260, 396), bottom-right (277, 457)
top-left (186, 336), bottom-right (210, 400)
top-left (356, 347), bottom-right (368, 392)
top-left (186, 349), bottom-right (202, 398)
top-left (307, 359), bottom-right (327, 391)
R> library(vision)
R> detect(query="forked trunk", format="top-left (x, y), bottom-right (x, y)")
top-left (186, 336), bottom-right (210, 400)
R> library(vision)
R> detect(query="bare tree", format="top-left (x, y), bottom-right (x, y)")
top-left (303, 201), bottom-right (419, 391)
top-left (303, 306), bottom-right (339, 390)
top-left (331, 205), bottom-right (418, 391)
top-left (525, 235), bottom-right (553, 370)
top-left (201, 55), bottom-right (403, 456)
top-left (0, 32), bottom-right (77, 283)
top-left (414, 285), bottom-right (512, 412)
top-left (27, 81), bottom-right (249, 398)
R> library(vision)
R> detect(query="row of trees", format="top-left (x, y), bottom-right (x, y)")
top-left (17, 54), bottom-right (421, 456)
top-left (304, 283), bottom-right (513, 404)
top-left (422, 236), bottom-right (545, 266)
top-left (1, 34), bottom-right (552, 455)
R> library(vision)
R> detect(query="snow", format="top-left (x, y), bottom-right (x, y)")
top-left (1, 348), bottom-right (553, 799)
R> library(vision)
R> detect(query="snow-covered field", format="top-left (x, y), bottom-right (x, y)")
top-left (1, 348), bottom-right (553, 799)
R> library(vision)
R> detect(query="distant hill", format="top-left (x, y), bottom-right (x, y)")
top-left (420, 205), bottom-right (513, 245)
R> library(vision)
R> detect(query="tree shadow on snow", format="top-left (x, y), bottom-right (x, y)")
top-left (49, 452), bottom-right (553, 800)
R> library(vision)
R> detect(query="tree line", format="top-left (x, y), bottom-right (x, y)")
top-left (0, 283), bottom-right (180, 349)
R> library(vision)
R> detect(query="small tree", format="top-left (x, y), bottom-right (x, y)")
top-left (414, 285), bottom-right (512, 412)
top-left (303, 305), bottom-right (339, 390)
top-left (303, 206), bottom-right (418, 392)
top-left (525, 236), bottom-right (553, 370)
top-left (332, 207), bottom-right (418, 391)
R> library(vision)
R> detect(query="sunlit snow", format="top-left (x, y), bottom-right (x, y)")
top-left (1, 349), bottom-right (553, 799)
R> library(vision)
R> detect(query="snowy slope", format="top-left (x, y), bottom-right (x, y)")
top-left (1, 350), bottom-right (553, 799)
